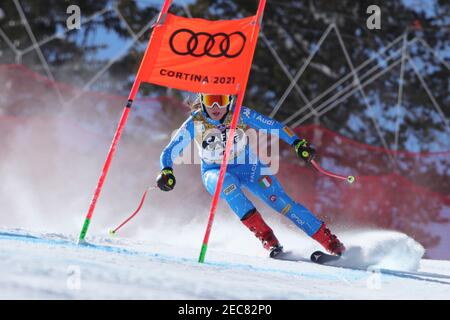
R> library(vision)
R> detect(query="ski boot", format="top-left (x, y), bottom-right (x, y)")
top-left (269, 244), bottom-right (284, 258)
top-left (312, 223), bottom-right (346, 256)
top-left (241, 209), bottom-right (283, 257)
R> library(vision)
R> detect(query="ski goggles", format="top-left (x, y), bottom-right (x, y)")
top-left (201, 94), bottom-right (231, 109)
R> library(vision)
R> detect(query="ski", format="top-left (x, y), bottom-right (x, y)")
top-left (269, 249), bottom-right (342, 265)
top-left (310, 250), bottom-right (341, 265)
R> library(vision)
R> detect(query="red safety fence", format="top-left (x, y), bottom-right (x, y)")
top-left (276, 126), bottom-right (450, 251)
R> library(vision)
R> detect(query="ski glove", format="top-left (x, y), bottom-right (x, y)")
top-left (156, 168), bottom-right (176, 191)
top-left (293, 139), bottom-right (316, 163)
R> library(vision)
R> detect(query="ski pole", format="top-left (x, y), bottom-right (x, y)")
top-left (311, 159), bottom-right (356, 184)
top-left (109, 186), bottom-right (158, 236)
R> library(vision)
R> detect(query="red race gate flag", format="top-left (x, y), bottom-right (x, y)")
top-left (136, 14), bottom-right (259, 94)
top-left (78, 0), bottom-right (266, 253)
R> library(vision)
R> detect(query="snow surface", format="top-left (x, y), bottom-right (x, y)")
top-left (1, 226), bottom-right (449, 300)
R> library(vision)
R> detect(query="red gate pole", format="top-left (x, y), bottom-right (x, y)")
top-left (78, 0), bottom-right (173, 243)
top-left (198, 0), bottom-right (267, 262)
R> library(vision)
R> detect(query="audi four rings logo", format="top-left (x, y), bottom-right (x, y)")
top-left (169, 29), bottom-right (247, 58)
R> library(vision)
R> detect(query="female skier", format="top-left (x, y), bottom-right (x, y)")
top-left (157, 93), bottom-right (345, 257)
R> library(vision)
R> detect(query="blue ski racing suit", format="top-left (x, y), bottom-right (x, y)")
top-left (159, 105), bottom-right (324, 247)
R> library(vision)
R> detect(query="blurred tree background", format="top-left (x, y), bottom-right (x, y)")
top-left (1, 0), bottom-right (448, 150)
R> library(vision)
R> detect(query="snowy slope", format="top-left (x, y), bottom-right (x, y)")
top-left (1, 227), bottom-right (449, 300)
